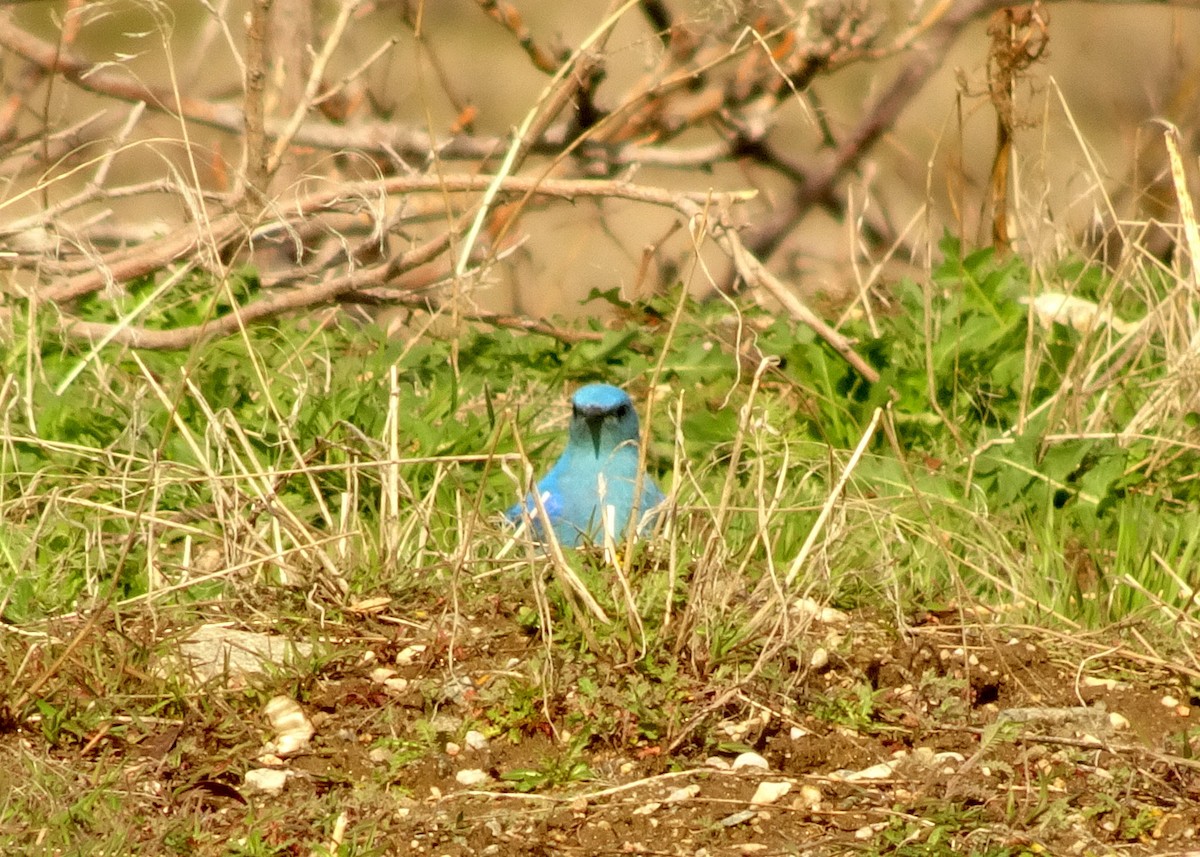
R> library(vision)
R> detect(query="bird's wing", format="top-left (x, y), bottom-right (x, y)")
top-left (506, 472), bottom-right (565, 525)
top-left (641, 478), bottom-right (666, 509)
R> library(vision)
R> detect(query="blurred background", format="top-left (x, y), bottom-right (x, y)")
top-left (2, 0), bottom-right (1198, 323)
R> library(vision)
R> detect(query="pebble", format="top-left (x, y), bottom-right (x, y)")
top-left (665, 785), bottom-right (700, 803)
top-left (731, 752), bottom-right (769, 771)
top-left (368, 747), bottom-right (391, 763)
top-left (749, 781), bottom-right (791, 806)
top-left (810, 647), bottom-right (829, 670)
top-left (264, 695), bottom-right (314, 757)
top-left (396, 644), bottom-right (427, 666)
top-left (455, 769), bottom-right (491, 786)
top-left (244, 768), bottom-right (292, 795)
top-left (718, 810), bottom-right (757, 827)
top-left (369, 667), bottom-right (398, 683)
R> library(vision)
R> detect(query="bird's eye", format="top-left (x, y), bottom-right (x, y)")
top-left (615, 404), bottom-right (630, 418)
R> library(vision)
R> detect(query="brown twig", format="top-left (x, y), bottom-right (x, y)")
top-left (738, 0), bottom-right (1002, 270)
top-left (242, 0), bottom-right (273, 205)
top-left (35, 175), bottom-right (754, 302)
top-left (476, 0), bottom-right (562, 74)
top-left (675, 197), bottom-right (880, 384)
top-left (47, 177), bottom-right (755, 348)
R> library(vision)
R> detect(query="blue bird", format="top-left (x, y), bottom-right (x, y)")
top-left (507, 384), bottom-right (666, 547)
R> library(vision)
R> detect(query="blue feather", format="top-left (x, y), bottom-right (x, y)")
top-left (507, 384), bottom-right (665, 546)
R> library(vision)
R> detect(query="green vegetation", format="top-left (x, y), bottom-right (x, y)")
top-left (3, 238), bottom-right (1198, 855)
top-left (3, 238), bottom-right (1196, 631)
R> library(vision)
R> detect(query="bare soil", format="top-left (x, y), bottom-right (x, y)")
top-left (3, 605), bottom-right (1199, 856)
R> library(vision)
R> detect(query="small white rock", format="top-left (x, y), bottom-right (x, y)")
top-left (809, 647), bottom-right (829, 670)
top-left (383, 677), bottom-right (409, 693)
top-left (790, 596), bottom-right (822, 621)
top-left (819, 606), bottom-right (848, 624)
top-left (1161, 695), bottom-right (1180, 708)
top-left (705, 756), bottom-right (731, 770)
top-left (244, 768), bottom-right (292, 795)
top-left (632, 802), bottom-right (661, 816)
top-left (369, 666), bottom-right (398, 683)
top-left (749, 781), bottom-right (791, 806)
top-left (464, 730), bottom-right (489, 751)
top-left (731, 752), bottom-right (769, 771)
top-left (798, 784), bottom-right (821, 809)
top-left (445, 742), bottom-right (461, 756)
top-left (368, 747), bottom-right (391, 763)
top-left (455, 768), bottom-right (491, 786)
top-left (263, 695), bottom-right (314, 757)
top-left (665, 785), bottom-right (700, 803)
top-left (789, 726), bottom-right (810, 740)
top-left (837, 761), bottom-right (896, 781)
top-left (397, 644), bottom-right (427, 666)
top-left (718, 809), bottom-right (757, 827)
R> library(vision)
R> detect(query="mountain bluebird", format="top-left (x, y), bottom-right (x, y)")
top-left (507, 383), bottom-right (665, 547)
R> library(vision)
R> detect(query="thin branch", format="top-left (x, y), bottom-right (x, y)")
top-left (266, 0), bottom-right (361, 176)
top-left (36, 175), bottom-right (755, 302)
top-left (740, 0), bottom-right (999, 266)
top-left (242, 0), bottom-right (272, 204)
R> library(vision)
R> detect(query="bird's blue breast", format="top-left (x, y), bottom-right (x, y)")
top-left (507, 383), bottom-right (665, 547)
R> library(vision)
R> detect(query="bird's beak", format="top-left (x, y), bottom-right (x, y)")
top-left (586, 415), bottom-right (603, 457)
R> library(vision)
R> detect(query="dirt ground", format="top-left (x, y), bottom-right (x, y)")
top-left (4, 603), bottom-right (1200, 856)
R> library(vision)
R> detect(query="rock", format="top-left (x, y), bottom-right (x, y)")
top-left (665, 785), bottom-right (700, 803)
top-left (731, 752), bottom-right (769, 771)
top-left (397, 644), bottom-right (427, 665)
top-left (264, 695), bottom-right (314, 756)
top-left (155, 625), bottom-right (314, 687)
top-left (455, 769), bottom-right (491, 786)
top-left (369, 667), bottom-right (398, 683)
top-left (244, 768), bottom-right (292, 795)
top-left (749, 781), bottom-right (791, 806)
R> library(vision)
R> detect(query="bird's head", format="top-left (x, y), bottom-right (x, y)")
top-left (568, 383), bottom-right (641, 458)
